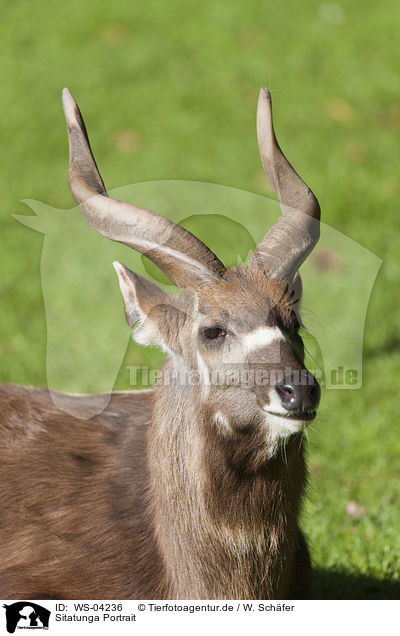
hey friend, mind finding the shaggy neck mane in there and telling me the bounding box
[147,369,307,600]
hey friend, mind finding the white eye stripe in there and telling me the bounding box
[242,327,283,352]
[196,351,211,399]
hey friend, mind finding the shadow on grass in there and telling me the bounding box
[314,569,400,599]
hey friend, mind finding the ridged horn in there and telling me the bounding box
[62,88,226,288]
[247,88,320,279]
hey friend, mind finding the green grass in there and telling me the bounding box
[1,0,399,598]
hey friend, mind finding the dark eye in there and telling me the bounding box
[202,327,227,341]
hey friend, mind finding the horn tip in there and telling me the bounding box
[259,87,271,101]
[62,87,79,127]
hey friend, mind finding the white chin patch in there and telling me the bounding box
[263,410,305,437]
[262,390,305,442]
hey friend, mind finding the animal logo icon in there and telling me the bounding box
[3,602,50,633]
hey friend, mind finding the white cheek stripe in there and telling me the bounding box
[196,352,210,399]
[242,326,283,353]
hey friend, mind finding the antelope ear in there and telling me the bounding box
[290,271,303,318]
[113,262,169,328]
[293,271,303,302]
[113,262,186,351]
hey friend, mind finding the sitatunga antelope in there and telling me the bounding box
[0,87,321,599]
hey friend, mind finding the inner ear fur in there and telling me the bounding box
[113,261,187,350]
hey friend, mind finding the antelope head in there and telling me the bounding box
[62,87,321,461]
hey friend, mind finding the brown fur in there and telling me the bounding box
[148,357,310,599]
[0,385,163,599]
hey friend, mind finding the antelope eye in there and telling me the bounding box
[202,327,227,340]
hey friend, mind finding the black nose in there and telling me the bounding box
[275,371,320,413]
